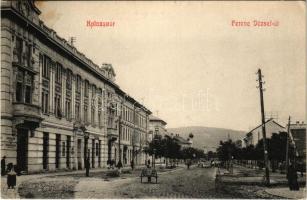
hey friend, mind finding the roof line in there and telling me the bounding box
[246,118,275,134]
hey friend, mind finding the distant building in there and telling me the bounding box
[148,115,167,165]
[174,134,192,148]
[243,119,286,147]
[288,121,306,163]
[148,115,167,142]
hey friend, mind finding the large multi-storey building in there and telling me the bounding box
[1,0,151,173]
[105,84,151,167]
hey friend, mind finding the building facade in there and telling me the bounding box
[148,115,167,142]
[105,86,151,167]
[288,121,306,163]
[1,0,150,173]
[243,119,286,147]
[173,134,192,148]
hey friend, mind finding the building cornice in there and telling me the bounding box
[1,7,117,88]
[1,5,152,115]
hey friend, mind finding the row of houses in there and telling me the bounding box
[0,0,174,173]
[239,118,306,163]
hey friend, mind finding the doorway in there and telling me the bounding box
[17,128,28,172]
[92,139,95,168]
[66,136,71,168]
[55,134,60,169]
[77,139,82,169]
[43,132,49,170]
[84,138,88,167]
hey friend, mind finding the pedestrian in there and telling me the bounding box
[186,159,191,169]
[7,165,16,189]
[1,156,6,176]
[130,160,134,170]
[111,159,115,169]
[85,151,90,177]
[147,159,151,168]
[287,163,299,191]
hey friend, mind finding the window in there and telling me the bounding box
[41,55,50,114]
[16,70,23,102]
[15,69,33,103]
[55,63,62,84]
[91,107,95,125]
[24,42,32,68]
[98,88,102,128]
[54,63,62,118]
[65,100,71,120]
[42,90,49,114]
[66,69,72,120]
[24,73,32,103]
[84,80,89,97]
[54,94,61,118]
[75,75,81,121]
[84,105,88,124]
[15,37,23,64]
[76,75,81,93]
[96,143,99,156]
[42,56,51,79]
[66,70,72,90]
[75,102,80,121]
[62,142,66,157]
[91,85,96,126]
[98,112,101,128]
[84,80,89,124]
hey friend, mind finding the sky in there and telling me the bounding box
[35,1,306,131]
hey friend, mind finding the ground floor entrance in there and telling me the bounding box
[77,139,82,170]
[17,128,28,172]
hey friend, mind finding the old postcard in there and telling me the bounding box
[1,0,306,199]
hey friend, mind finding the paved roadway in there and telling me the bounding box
[74,166,233,198]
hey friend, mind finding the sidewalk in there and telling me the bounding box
[264,187,306,199]
[1,165,142,199]
[216,164,306,199]
[222,164,306,185]
[1,164,180,199]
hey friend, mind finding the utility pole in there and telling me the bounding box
[257,68,270,186]
[285,116,291,173]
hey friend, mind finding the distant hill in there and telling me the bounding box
[167,126,246,151]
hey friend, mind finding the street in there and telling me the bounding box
[13,166,234,199]
[4,164,305,199]
[74,166,227,199]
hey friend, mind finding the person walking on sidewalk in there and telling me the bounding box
[130,160,134,170]
[1,156,6,176]
[85,150,90,177]
[287,163,299,191]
